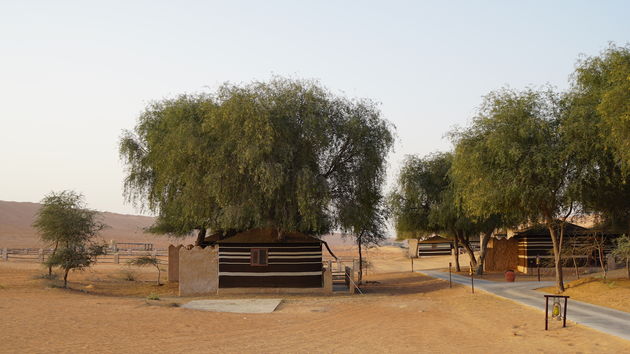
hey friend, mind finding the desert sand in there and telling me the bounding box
[538,271,630,314]
[1,246,629,353]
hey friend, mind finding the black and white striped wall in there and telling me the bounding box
[218,243,323,288]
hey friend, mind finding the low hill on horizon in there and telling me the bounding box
[0,200,357,250]
[0,200,195,248]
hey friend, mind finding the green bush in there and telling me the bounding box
[121,269,136,281]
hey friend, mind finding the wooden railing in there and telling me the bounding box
[0,247,168,265]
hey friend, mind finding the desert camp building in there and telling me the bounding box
[484,222,619,274]
[169,228,338,296]
[408,235,453,258]
[215,229,324,288]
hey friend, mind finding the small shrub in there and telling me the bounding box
[147,293,160,300]
[128,256,162,285]
[606,280,617,289]
[121,269,136,281]
[33,273,58,280]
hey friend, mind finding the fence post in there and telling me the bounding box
[2,248,7,261]
[114,253,120,264]
[39,248,44,263]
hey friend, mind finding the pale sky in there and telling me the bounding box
[1,0,628,216]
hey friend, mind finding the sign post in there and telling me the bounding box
[470,262,475,294]
[544,295,569,330]
[536,256,540,281]
[448,262,452,288]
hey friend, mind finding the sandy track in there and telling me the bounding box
[0,248,629,353]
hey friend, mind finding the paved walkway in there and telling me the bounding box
[419,270,630,342]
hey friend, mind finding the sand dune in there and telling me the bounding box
[0,200,195,248]
[0,200,354,250]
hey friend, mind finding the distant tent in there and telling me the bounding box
[413,235,453,257]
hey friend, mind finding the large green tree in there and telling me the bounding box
[120,78,394,244]
[388,152,502,273]
[566,44,630,233]
[450,88,577,291]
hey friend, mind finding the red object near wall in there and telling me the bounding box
[505,270,516,282]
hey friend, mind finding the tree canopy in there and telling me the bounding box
[33,191,105,246]
[571,44,630,172]
[388,153,452,239]
[120,78,394,243]
[566,44,630,232]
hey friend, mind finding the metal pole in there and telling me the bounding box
[545,296,549,330]
[448,262,452,288]
[536,256,541,282]
[411,257,414,272]
[563,297,568,328]
[470,262,474,294]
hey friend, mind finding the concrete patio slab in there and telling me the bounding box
[181,299,282,314]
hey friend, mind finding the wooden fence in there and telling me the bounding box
[0,247,168,265]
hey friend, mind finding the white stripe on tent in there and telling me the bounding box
[219,246,321,249]
[218,262,323,265]
[220,252,322,256]
[219,271,322,276]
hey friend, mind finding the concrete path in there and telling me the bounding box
[182,299,282,313]
[419,270,630,342]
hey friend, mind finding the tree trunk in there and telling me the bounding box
[63,268,69,288]
[572,256,580,279]
[156,265,161,285]
[453,235,461,272]
[546,218,565,292]
[626,259,629,280]
[593,234,607,280]
[476,231,492,275]
[357,236,363,285]
[195,228,207,246]
[599,247,607,280]
[48,241,59,276]
[459,234,477,268]
[277,228,284,242]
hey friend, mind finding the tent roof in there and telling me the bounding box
[419,235,453,244]
[217,228,322,244]
[513,222,588,238]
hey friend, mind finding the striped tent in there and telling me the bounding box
[216,228,324,288]
[513,222,617,274]
[417,235,453,257]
